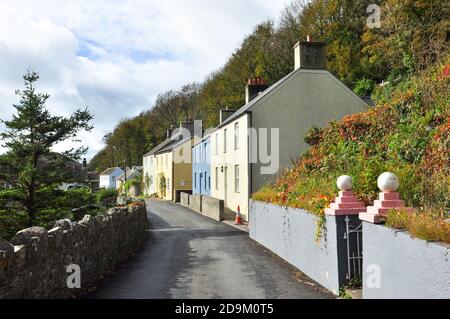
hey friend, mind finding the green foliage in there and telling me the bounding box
[304,126,322,146]
[95,188,118,207]
[123,176,142,194]
[0,70,93,230]
[54,187,95,209]
[158,173,166,195]
[353,79,375,97]
[253,60,450,232]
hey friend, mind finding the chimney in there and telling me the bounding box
[179,119,194,136]
[294,36,326,70]
[166,125,174,138]
[220,108,235,124]
[245,77,268,104]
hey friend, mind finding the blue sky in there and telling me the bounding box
[0,0,289,160]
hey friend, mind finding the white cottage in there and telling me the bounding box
[99,167,124,189]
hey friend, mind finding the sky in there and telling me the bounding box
[0,0,289,161]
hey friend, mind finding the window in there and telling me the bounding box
[234,165,240,192]
[208,176,211,190]
[234,122,239,149]
[203,142,207,161]
[194,173,197,188]
[223,128,227,153]
[215,134,218,155]
[215,167,219,190]
[204,172,207,190]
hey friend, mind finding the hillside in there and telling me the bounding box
[253,59,449,220]
[89,0,449,173]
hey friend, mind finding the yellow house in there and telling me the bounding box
[151,120,199,201]
[154,150,173,200]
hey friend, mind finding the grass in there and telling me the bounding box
[386,209,450,244]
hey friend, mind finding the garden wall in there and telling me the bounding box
[362,222,450,299]
[189,194,202,213]
[180,192,190,207]
[200,196,224,221]
[249,200,361,295]
[181,192,224,222]
[0,202,148,298]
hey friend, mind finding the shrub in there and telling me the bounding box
[54,187,95,209]
[386,209,450,244]
[253,60,449,238]
[96,188,118,207]
[353,78,375,97]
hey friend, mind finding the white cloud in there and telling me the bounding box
[0,0,288,161]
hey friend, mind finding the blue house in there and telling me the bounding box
[192,131,212,196]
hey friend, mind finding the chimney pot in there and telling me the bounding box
[245,78,269,104]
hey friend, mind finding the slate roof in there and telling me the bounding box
[117,168,142,181]
[143,137,174,157]
[100,167,121,176]
[217,68,369,129]
[192,127,216,147]
[154,136,191,155]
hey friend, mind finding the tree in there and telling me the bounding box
[0,70,94,227]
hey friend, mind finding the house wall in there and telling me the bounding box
[155,152,173,200]
[192,136,211,196]
[250,70,368,193]
[173,139,193,201]
[211,114,250,220]
[143,155,155,195]
[99,168,123,189]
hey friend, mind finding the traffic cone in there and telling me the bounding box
[235,205,243,225]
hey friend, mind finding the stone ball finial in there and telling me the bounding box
[337,175,353,191]
[377,172,399,192]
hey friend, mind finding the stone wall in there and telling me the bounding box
[362,222,450,299]
[0,202,148,299]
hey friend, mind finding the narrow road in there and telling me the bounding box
[88,199,333,299]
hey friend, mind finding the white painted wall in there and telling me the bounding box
[211,114,250,220]
[99,168,123,189]
[143,154,155,195]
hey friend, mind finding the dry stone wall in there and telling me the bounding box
[0,201,148,298]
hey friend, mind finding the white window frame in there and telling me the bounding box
[234,122,239,150]
[223,128,227,153]
[234,165,240,193]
